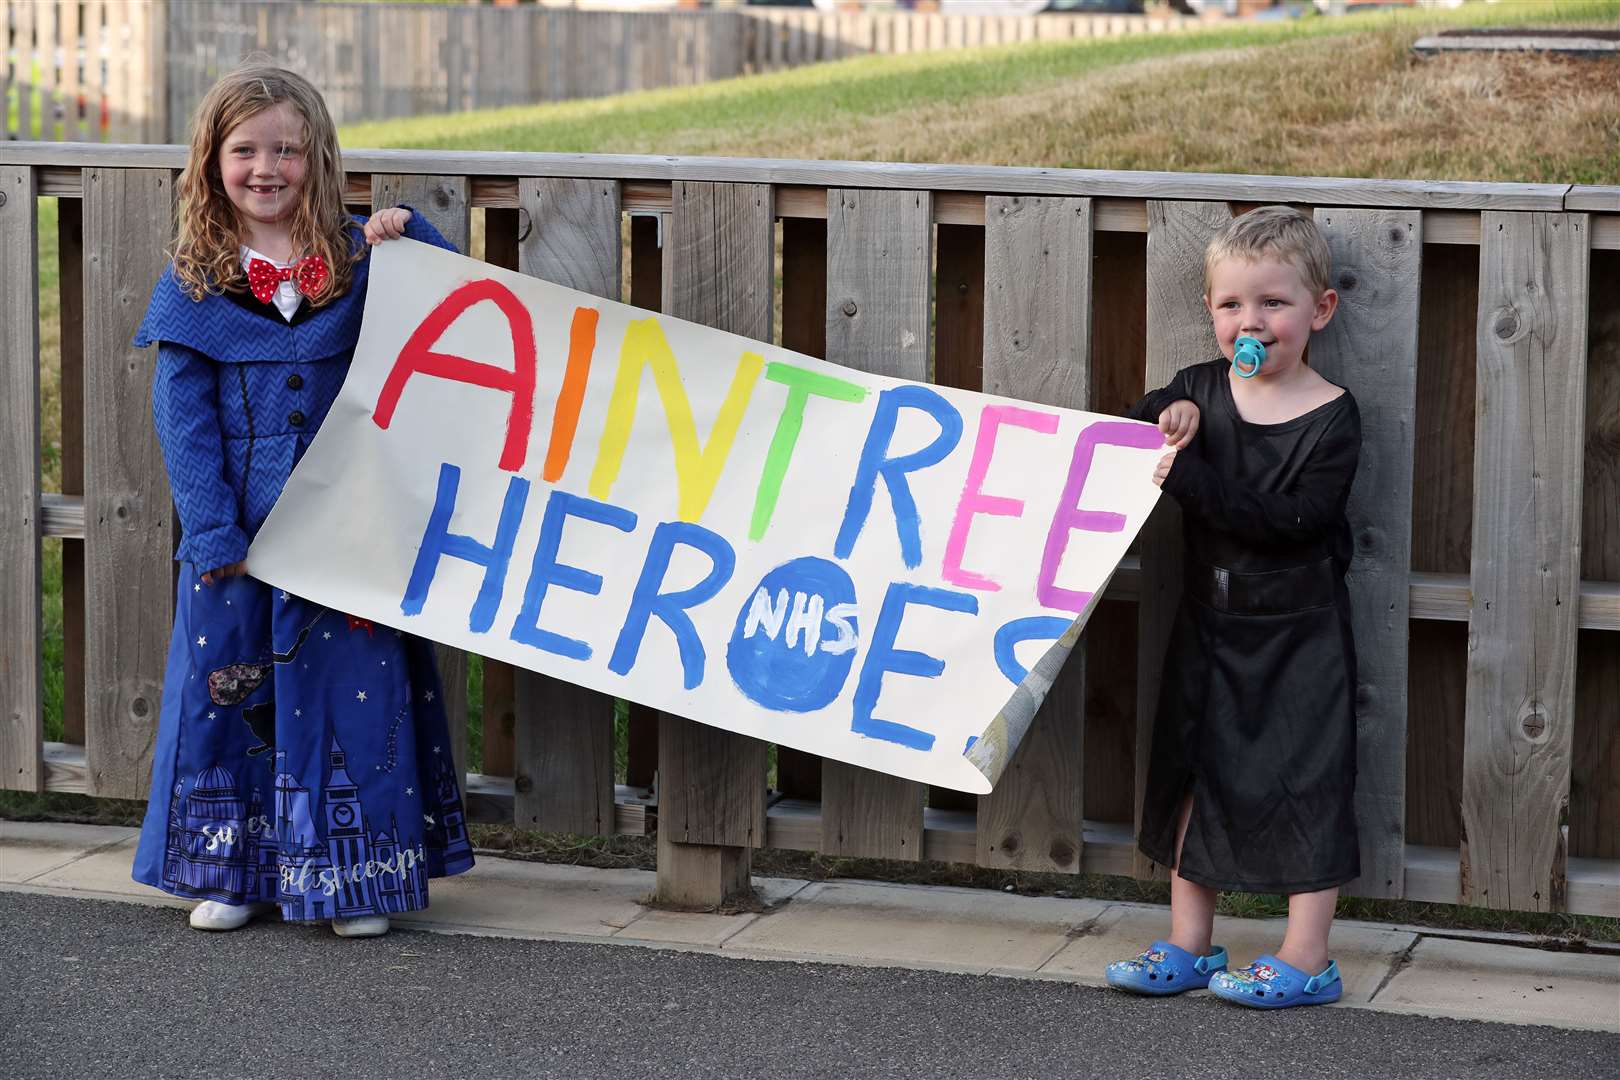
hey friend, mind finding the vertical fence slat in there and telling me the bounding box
[15,0,35,139]
[371,174,472,783]
[1311,207,1422,898]
[973,195,1092,874]
[654,180,774,903]
[1461,211,1589,912]
[1,166,43,792]
[819,187,931,861]
[84,166,173,799]
[510,177,622,835]
[58,0,81,141]
[0,1,11,140]
[38,0,58,141]
[85,0,106,142]
[1134,199,1228,878]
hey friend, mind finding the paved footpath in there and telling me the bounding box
[3,821,1617,1078]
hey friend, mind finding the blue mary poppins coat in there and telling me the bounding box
[130,214,475,920]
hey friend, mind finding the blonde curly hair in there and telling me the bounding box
[172,64,358,304]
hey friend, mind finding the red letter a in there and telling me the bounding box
[372,278,538,473]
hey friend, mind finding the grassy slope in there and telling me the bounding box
[343,0,1619,184]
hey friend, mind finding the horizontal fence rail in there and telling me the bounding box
[1,142,1616,917]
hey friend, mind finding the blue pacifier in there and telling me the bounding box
[1232,336,1266,379]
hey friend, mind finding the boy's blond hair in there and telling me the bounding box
[1203,205,1332,297]
[173,64,357,304]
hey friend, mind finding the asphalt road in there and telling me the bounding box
[2,891,1615,1080]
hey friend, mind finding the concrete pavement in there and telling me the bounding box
[3,819,1616,1035]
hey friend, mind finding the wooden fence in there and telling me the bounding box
[1,142,1616,917]
[0,0,166,142]
[3,1,1197,144]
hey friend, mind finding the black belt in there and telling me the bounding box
[1187,558,1337,616]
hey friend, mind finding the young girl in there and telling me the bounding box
[130,65,474,937]
[1106,206,1361,1008]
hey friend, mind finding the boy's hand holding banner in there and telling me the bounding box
[249,239,1164,793]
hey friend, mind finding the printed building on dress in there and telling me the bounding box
[275,738,431,920]
[161,764,279,903]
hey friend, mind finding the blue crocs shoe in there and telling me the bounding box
[1209,955,1342,1009]
[1106,940,1228,996]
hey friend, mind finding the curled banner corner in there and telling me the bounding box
[967,609,1089,794]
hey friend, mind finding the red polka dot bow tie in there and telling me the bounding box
[246,254,329,305]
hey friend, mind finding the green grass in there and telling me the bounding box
[341,0,1620,162]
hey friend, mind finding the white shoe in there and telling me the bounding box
[332,914,391,938]
[189,900,277,931]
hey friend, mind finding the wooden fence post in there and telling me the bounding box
[0,166,43,792]
[1460,212,1589,911]
[512,177,622,837]
[818,187,932,862]
[84,166,176,799]
[654,180,774,906]
[371,174,472,784]
[1311,207,1422,898]
[1133,199,1229,879]
[973,195,1093,874]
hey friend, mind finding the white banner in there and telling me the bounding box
[249,239,1164,793]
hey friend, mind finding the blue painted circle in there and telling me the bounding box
[725,557,858,713]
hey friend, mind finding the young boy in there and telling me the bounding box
[1106,205,1362,1009]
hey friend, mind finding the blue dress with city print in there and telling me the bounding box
[129,213,475,919]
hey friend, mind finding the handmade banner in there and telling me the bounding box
[249,239,1164,793]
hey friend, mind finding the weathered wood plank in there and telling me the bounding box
[1461,211,1589,911]
[512,674,614,836]
[510,176,622,835]
[1311,207,1423,898]
[84,166,174,799]
[372,174,473,782]
[0,145,1574,212]
[654,180,774,902]
[0,165,43,791]
[658,716,767,849]
[974,195,1092,873]
[371,173,471,254]
[1134,199,1229,878]
[820,187,931,861]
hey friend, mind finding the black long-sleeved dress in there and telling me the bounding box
[1129,358,1362,894]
